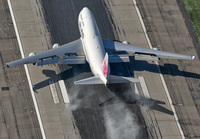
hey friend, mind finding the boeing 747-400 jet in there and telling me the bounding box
[7,7,195,86]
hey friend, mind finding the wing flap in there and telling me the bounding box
[62,55,86,64]
[7,39,83,67]
[109,54,130,63]
[102,39,194,60]
[37,55,86,66]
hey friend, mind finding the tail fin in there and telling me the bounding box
[102,53,109,79]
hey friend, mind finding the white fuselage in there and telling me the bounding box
[78,7,109,84]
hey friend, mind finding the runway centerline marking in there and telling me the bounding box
[133,0,185,138]
[138,77,150,98]
[59,80,70,103]
[7,0,46,138]
[49,81,60,104]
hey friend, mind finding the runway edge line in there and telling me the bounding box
[132,0,185,138]
[6,0,46,138]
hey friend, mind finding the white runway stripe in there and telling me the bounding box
[59,80,70,103]
[7,0,46,138]
[133,0,185,138]
[138,76,150,98]
[49,81,60,104]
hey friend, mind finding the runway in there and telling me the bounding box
[40,0,184,138]
[0,0,41,138]
[1,0,200,138]
[41,0,148,138]
[136,0,200,137]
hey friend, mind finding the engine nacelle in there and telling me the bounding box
[29,52,36,57]
[122,41,130,45]
[52,43,60,49]
[153,47,160,51]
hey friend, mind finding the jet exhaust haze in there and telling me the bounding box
[103,100,140,139]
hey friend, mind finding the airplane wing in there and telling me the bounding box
[7,39,85,67]
[102,39,195,60]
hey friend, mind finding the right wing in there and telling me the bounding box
[7,39,85,67]
[102,39,195,60]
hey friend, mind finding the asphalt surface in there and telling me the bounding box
[137,0,200,138]
[41,0,148,138]
[1,0,200,138]
[0,0,42,138]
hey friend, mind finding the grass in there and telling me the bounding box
[183,0,200,41]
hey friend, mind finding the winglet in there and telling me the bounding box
[102,53,109,79]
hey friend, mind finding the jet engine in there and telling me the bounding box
[153,47,160,51]
[29,52,36,57]
[122,41,130,45]
[52,43,60,49]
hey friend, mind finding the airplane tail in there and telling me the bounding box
[102,53,109,79]
[74,53,139,85]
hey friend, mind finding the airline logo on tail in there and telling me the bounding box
[102,53,108,78]
[102,58,107,77]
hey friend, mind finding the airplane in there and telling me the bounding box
[7,7,195,86]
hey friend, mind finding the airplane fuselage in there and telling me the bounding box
[78,7,110,84]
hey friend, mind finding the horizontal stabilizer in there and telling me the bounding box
[109,75,139,83]
[74,76,104,85]
[74,75,139,85]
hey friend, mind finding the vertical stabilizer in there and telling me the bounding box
[102,53,109,79]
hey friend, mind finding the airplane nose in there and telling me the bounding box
[82,7,91,13]
[82,7,89,11]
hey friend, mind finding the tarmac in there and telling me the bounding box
[0,0,200,139]
[0,0,41,138]
[136,0,200,137]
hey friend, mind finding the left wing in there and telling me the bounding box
[102,39,195,60]
[7,39,85,67]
